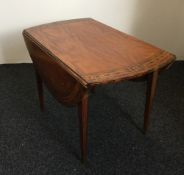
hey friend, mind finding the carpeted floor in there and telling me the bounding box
[0,61,183,175]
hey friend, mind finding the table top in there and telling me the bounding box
[23,18,175,86]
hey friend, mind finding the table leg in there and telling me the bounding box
[78,92,88,163]
[144,70,159,134]
[35,70,44,111]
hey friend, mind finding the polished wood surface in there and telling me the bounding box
[23,18,176,162]
[23,18,175,87]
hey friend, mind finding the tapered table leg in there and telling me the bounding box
[144,70,159,134]
[78,92,88,163]
[35,70,44,111]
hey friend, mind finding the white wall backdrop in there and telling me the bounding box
[0,0,183,64]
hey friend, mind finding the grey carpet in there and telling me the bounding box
[0,61,183,175]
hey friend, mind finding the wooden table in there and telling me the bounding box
[23,18,175,162]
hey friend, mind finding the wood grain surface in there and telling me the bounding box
[23,18,176,87]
